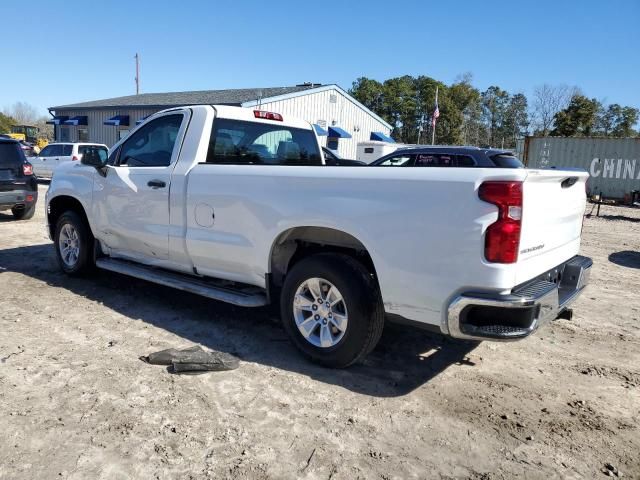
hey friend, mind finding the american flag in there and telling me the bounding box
[431,90,440,128]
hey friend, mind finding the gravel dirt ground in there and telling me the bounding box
[1,184,639,479]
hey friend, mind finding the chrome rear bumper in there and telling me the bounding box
[446,255,592,341]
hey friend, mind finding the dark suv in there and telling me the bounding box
[0,138,38,220]
[370,146,524,168]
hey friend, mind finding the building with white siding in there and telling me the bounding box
[48,84,393,159]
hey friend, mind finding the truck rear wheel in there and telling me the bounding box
[54,210,94,276]
[280,253,384,368]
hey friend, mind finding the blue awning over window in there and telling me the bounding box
[327,126,352,139]
[46,115,69,125]
[136,116,150,125]
[104,115,130,127]
[313,124,328,136]
[370,131,395,143]
[63,116,88,126]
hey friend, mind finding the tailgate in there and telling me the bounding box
[517,169,588,277]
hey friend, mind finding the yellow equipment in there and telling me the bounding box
[5,125,48,150]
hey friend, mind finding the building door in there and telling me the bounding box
[59,127,71,142]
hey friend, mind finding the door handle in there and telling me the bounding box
[147,179,166,189]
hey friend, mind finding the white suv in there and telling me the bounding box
[31,143,108,179]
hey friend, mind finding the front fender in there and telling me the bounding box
[46,163,96,233]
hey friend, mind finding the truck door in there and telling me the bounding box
[93,112,188,262]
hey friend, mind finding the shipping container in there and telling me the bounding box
[523,137,640,201]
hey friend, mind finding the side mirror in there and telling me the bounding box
[81,148,107,168]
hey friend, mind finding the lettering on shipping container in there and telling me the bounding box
[538,142,551,168]
[590,158,640,180]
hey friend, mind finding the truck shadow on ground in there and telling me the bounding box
[587,214,640,223]
[609,250,640,269]
[0,243,478,397]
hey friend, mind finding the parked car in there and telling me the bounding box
[322,147,366,166]
[370,146,525,168]
[356,140,400,163]
[30,142,108,179]
[0,137,38,220]
[46,106,591,368]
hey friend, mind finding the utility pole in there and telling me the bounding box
[134,53,140,95]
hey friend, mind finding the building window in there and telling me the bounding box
[59,126,70,142]
[78,128,89,142]
[329,94,337,104]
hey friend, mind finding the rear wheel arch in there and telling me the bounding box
[269,226,380,288]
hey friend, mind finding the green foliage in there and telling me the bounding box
[598,104,639,137]
[351,75,529,148]
[351,75,638,145]
[551,95,601,136]
[0,112,17,134]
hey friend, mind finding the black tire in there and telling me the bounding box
[11,203,36,220]
[280,253,384,368]
[54,210,94,275]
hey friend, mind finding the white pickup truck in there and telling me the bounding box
[46,105,592,367]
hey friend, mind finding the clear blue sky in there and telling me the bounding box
[2,0,638,115]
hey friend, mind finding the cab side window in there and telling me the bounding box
[455,155,476,167]
[119,114,183,167]
[38,145,53,157]
[41,145,63,157]
[107,147,120,166]
[415,153,453,167]
[376,154,414,166]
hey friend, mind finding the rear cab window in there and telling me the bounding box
[206,119,321,166]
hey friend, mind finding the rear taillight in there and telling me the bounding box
[22,163,33,176]
[479,181,523,263]
[253,110,283,121]
[72,155,79,161]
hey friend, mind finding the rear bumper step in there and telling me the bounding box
[446,255,592,341]
[96,258,268,307]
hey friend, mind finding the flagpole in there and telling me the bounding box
[431,86,438,145]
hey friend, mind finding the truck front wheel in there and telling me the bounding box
[280,253,384,368]
[54,211,94,276]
